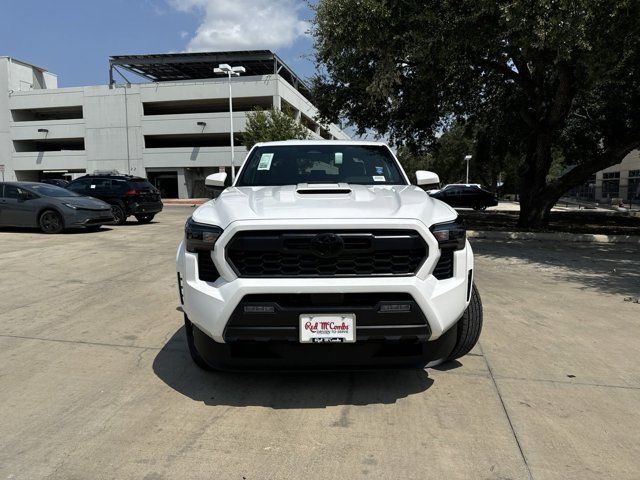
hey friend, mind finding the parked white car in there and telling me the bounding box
[176,140,482,370]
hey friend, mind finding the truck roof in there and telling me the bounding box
[253,139,388,147]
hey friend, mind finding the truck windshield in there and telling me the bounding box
[236,145,407,186]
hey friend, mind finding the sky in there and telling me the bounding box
[0,0,317,87]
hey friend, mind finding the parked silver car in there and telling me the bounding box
[0,182,115,234]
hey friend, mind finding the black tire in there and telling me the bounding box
[135,214,155,224]
[39,210,64,234]
[447,284,483,360]
[111,204,127,225]
[184,315,215,371]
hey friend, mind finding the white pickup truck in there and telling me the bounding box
[176,140,482,370]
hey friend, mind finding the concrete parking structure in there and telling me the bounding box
[0,207,639,479]
[0,52,349,198]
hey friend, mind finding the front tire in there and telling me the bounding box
[135,214,155,224]
[184,315,215,371]
[39,210,64,234]
[111,204,127,225]
[447,284,483,360]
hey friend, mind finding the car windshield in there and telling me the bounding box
[27,183,80,197]
[236,145,407,186]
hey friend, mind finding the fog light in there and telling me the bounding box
[379,303,411,312]
[244,305,275,313]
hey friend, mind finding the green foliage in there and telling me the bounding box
[396,149,433,185]
[399,125,473,185]
[399,122,517,192]
[312,0,640,227]
[242,107,309,149]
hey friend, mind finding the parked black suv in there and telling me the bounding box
[66,174,163,224]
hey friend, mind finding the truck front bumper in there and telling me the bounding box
[176,241,473,344]
[186,314,460,370]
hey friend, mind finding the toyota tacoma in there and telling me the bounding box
[176,140,482,370]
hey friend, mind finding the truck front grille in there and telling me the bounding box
[226,230,427,277]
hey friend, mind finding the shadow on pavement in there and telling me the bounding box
[472,239,640,297]
[431,360,463,371]
[120,220,159,226]
[153,327,434,408]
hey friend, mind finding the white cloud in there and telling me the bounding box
[168,0,309,52]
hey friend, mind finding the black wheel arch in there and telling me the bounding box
[109,199,127,209]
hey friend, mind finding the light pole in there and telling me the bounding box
[464,154,472,184]
[214,64,246,182]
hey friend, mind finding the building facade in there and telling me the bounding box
[567,151,640,205]
[596,150,640,204]
[0,51,349,198]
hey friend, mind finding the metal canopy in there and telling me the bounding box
[109,50,312,100]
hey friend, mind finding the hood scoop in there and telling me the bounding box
[296,183,352,195]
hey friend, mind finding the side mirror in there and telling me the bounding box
[205,172,228,189]
[415,170,440,186]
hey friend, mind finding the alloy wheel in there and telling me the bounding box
[40,212,62,234]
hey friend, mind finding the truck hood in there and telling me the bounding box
[192,184,457,228]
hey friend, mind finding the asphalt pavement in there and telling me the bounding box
[1,206,639,479]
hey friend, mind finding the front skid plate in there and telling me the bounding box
[190,319,458,371]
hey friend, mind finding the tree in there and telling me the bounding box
[242,107,309,149]
[398,124,474,186]
[399,122,515,191]
[312,0,640,228]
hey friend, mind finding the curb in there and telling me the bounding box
[162,199,207,206]
[468,230,640,244]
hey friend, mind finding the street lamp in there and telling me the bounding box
[214,63,246,182]
[464,155,472,184]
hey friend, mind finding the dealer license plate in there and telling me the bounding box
[299,314,356,343]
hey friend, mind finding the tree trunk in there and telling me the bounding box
[517,131,556,229]
[518,188,561,229]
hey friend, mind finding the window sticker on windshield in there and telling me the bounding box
[373,175,386,182]
[90,184,96,189]
[335,152,343,165]
[257,153,274,170]
[375,166,384,175]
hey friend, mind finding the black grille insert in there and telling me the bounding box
[197,251,220,282]
[433,249,454,280]
[177,273,184,304]
[226,230,427,277]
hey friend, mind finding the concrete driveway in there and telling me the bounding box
[0,207,638,479]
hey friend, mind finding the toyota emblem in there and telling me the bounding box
[310,233,344,258]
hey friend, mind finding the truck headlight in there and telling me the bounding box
[431,219,466,250]
[185,217,223,253]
